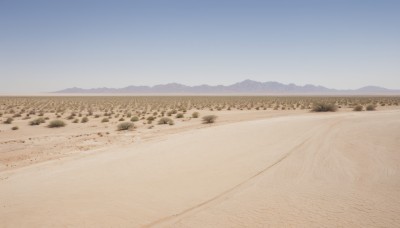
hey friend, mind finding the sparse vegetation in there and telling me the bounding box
[29,118,45,125]
[202,115,217,124]
[48,120,66,128]
[311,103,337,112]
[11,126,19,130]
[117,122,134,131]
[131,116,139,122]
[192,112,199,118]
[4,117,13,124]
[176,113,184,118]
[158,117,174,125]
[81,117,89,123]
[366,104,376,111]
[353,105,363,111]
[101,118,109,122]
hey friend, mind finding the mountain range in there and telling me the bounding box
[55,80,400,95]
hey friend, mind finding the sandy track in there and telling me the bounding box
[1,110,400,227]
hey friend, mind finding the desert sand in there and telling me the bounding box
[1,109,400,227]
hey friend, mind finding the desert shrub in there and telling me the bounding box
[29,117,45,125]
[72,119,79,123]
[130,116,139,122]
[81,117,89,123]
[353,105,363,111]
[146,116,155,121]
[11,126,19,130]
[366,104,376,111]
[192,112,199,118]
[101,118,109,122]
[158,117,174,125]
[119,118,125,121]
[48,120,66,128]
[202,115,217,124]
[94,114,100,118]
[176,113,184,118]
[4,117,13,124]
[117,122,134,131]
[311,103,337,112]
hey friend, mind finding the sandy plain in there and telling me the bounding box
[0,104,400,227]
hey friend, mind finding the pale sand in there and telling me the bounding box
[1,110,400,227]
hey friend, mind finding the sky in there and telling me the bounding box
[0,0,399,93]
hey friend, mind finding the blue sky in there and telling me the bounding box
[0,0,399,92]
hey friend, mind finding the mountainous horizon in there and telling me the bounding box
[55,80,400,95]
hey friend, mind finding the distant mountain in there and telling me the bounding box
[55,80,400,95]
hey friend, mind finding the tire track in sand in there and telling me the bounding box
[144,137,311,227]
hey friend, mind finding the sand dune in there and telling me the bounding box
[1,110,400,227]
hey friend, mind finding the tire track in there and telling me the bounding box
[144,137,311,227]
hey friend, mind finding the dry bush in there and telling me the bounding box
[117,122,134,131]
[158,117,174,125]
[48,120,66,128]
[202,115,217,124]
[130,116,139,122]
[29,117,45,125]
[192,112,199,118]
[11,126,19,130]
[101,118,109,122]
[4,117,13,124]
[81,117,89,123]
[311,103,337,112]
[176,113,184,118]
[366,104,376,111]
[353,105,363,111]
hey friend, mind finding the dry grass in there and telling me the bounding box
[353,105,363,111]
[0,96,398,131]
[117,122,134,131]
[366,104,376,111]
[311,103,338,112]
[202,115,217,124]
[158,117,174,125]
[48,120,66,128]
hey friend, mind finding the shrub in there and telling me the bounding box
[72,119,79,123]
[119,118,125,121]
[146,116,155,121]
[366,104,376,111]
[202,115,217,124]
[4,117,13,124]
[81,117,89,123]
[130,116,139,122]
[353,105,363,111]
[311,103,337,112]
[176,113,184,118]
[158,117,174,125]
[11,126,19,130]
[101,118,109,122]
[29,117,45,125]
[192,112,199,118]
[117,122,134,131]
[48,120,66,128]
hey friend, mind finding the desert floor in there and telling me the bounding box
[1,109,400,227]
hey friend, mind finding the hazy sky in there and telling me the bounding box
[1,0,399,92]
